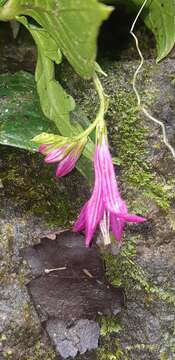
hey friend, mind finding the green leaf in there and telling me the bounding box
[0,0,112,78]
[102,0,175,61]
[34,44,94,181]
[0,0,8,6]
[19,20,63,66]
[17,17,94,176]
[0,71,58,151]
[132,0,175,62]
[0,1,110,182]
[112,157,122,166]
[0,70,93,182]
[18,17,76,128]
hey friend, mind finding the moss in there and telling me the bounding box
[3,319,56,360]
[97,339,158,360]
[107,90,174,212]
[0,223,14,271]
[0,146,86,228]
[1,58,174,359]
[66,63,175,358]
[159,326,175,360]
[169,73,175,86]
[99,316,121,337]
[97,241,174,360]
[96,317,126,360]
[25,341,56,360]
[97,341,126,360]
[97,345,126,360]
[103,236,175,305]
[71,61,174,213]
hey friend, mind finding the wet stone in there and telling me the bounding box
[23,231,124,359]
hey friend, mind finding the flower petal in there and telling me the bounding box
[39,144,47,154]
[99,138,123,213]
[110,213,125,242]
[85,147,104,247]
[56,150,80,177]
[73,202,88,232]
[45,147,65,163]
[117,213,146,223]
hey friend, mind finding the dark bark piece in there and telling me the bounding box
[23,231,104,278]
[23,231,124,358]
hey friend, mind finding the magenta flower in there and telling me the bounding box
[55,148,81,177]
[39,142,82,177]
[74,136,146,247]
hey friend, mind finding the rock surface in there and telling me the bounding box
[46,319,99,359]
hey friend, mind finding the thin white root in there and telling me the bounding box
[130,0,175,159]
[142,107,175,157]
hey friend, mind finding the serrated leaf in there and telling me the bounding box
[0,0,112,78]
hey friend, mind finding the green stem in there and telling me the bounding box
[76,73,108,142]
[94,73,109,143]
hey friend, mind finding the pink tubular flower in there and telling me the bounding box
[39,142,82,177]
[74,136,146,247]
[56,148,81,177]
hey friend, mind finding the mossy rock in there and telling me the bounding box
[0,54,175,359]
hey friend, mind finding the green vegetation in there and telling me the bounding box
[0,146,84,227]
[104,235,175,304]
[108,90,174,211]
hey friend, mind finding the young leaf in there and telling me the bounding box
[0,0,112,78]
